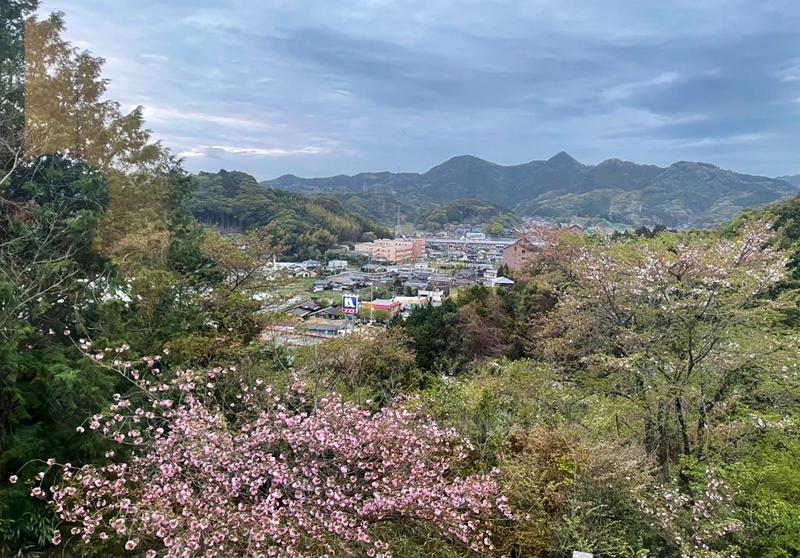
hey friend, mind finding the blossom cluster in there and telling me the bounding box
[29,350,510,557]
[639,470,743,558]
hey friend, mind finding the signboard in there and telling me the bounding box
[342,294,359,314]
[572,552,593,558]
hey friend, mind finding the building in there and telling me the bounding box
[411,238,426,260]
[327,259,348,271]
[418,289,445,303]
[361,263,388,273]
[502,238,544,273]
[353,242,374,256]
[393,296,431,310]
[302,319,346,337]
[370,238,426,263]
[286,300,325,319]
[492,276,515,287]
[361,298,401,315]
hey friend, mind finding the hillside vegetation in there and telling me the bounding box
[417,198,521,231]
[264,152,797,227]
[187,170,391,259]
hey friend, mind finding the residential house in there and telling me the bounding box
[302,319,346,337]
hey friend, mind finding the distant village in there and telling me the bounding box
[261,221,587,345]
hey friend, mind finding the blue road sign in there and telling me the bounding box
[342,294,359,314]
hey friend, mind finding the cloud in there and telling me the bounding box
[140,53,169,62]
[144,106,261,128]
[602,72,681,101]
[178,145,333,159]
[42,0,800,177]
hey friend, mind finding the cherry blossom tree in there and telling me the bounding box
[542,220,789,469]
[23,344,511,557]
[640,469,743,557]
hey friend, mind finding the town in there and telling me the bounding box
[261,222,584,344]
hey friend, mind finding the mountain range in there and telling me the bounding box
[261,152,798,228]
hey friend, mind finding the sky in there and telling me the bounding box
[39,0,800,179]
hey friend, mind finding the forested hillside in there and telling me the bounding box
[416,198,520,231]
[187,169,391,259]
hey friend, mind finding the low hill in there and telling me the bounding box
[187,170,391,260]
[417,198,520,231]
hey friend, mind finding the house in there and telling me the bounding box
[403,279,429,291]
[492,276,515,287]
[361,263,387,273]
[302,319,346,337]
[502,238,544,273]
[327,259,348,271]
[312,279,331,292]
[301,259,321,270]
[311,306,343,320]
[429,274,453,288]
[418,289,445,303]
[287,300,324,319]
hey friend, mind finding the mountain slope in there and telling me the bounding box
[417,198,521,231]
[187,170,391,259]
[260,154,797,227]
[777,174,800,187]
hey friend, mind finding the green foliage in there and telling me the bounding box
[295,328,428,404]
[187,169,391,259]
[417,198,520,231]
[402,300,463,371]
[725,435,800,557]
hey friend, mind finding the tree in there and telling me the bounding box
[542,222,789,470]
[403,300,463,371]
[0,1,36,187]
[34,353,510,557]
[296,328,422,403]
[0,8,220,550]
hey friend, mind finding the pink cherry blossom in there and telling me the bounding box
[45,356,512,557]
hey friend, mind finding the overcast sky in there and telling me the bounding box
[39,0,800,179]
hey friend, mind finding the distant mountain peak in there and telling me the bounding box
[548,151,580,164]
[598,158,629,166]
[438,154,494,166]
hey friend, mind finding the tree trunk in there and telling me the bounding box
[675,396,691,456]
